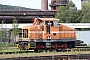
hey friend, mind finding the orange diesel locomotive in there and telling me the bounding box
[17,18,79,51]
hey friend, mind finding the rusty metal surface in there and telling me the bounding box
[50,0,67,10]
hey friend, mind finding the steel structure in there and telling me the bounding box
[50,0,67,10]
[0,10,56,16]
[0,10,57,23]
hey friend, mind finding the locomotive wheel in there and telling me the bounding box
[34,49,38,53]
[41,49,45,52]
[45,49,48,52]
[56,49,59,52]
[49,49,53,52]
[34,49,43,52]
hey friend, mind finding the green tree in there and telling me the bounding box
[81,2,90,23]
[12,18,19,43]
[56,6,66,23]
[0,20,7,43]
[56,1,82,23]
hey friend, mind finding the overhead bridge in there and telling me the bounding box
[0,10,56,16]
[0,23,90,28]
[0,10,57,23]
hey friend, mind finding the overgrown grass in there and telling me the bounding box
[0,49,20,52]
[0,43,16,47]
[0,43,17,50]
[0,49,34,52]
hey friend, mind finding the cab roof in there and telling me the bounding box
[38,18,59,21]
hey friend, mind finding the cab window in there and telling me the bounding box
[53,21,58,27]
[23,29,28,38]
[45,21,54,26]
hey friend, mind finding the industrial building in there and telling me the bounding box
[41,0,67,10]
[49,0,67,10]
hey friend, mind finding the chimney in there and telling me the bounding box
[41,0,48,10]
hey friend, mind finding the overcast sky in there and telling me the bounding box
[0,0,81,10]
[72,0,81,10]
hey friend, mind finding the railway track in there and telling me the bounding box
[0,47,90,60]
[0,47,90,55]
[73,46,90,51]
[1,54,90,60]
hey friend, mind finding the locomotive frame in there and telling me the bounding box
[17,18,82,51]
